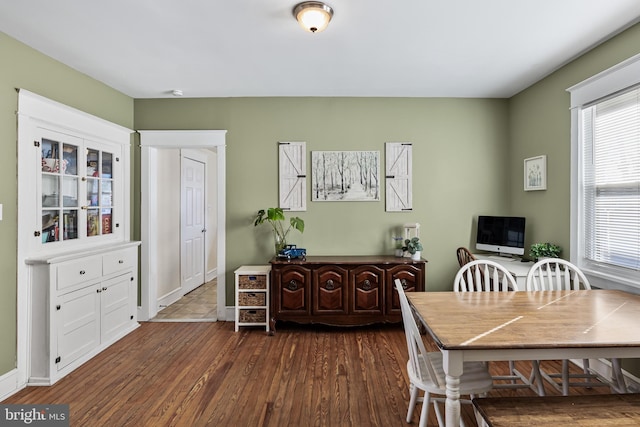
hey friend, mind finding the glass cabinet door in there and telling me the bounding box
[41,137,80,243]
[39,130,119,247]
[85,147,114,237]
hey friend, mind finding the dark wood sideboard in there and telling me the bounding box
[269,255,426,332]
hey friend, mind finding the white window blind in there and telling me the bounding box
[581,87,640,271]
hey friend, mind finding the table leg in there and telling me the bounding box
[442,350,463,427]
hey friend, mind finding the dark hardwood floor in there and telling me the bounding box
[3,321,614,426]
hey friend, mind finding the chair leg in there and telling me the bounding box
[562,359,570,396]
[508,360,517,384]
[407,383,419,423]
[611,358,627,393]
[530,360,545,396]
[419,391,431,427]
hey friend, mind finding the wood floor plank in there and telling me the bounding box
[3,321,617,427]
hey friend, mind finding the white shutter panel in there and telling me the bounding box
[279,141,307,211]
[385,142,412,212]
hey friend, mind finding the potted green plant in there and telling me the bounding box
[254,207,304,256]
[402,237,423,261]
[529,242,561,262]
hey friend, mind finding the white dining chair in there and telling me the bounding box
[395,279,493,427]
[454,260,545,395]
[454,259,518,292]
[525,258,627,395]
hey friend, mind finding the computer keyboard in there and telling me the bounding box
[488,255,517,262]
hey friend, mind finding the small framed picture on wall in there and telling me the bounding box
[524,155,547,191]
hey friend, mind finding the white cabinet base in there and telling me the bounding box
[26,242,140,385]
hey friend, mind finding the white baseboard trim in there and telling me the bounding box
[0,368,23,401]
[206,268,217,283]
[157,287,183,312]
[225,306,234,322]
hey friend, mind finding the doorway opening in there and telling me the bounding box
[139,130,226,322]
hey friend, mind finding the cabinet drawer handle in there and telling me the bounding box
[79,270,86,275]
[288,280,298,291]
[362,279,371,291]
[102,287,107,291]
[325,279,335,290]
[118,260,124,264]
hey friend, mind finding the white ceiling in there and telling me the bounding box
[2,0,640,99]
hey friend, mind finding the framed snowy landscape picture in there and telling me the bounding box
[311,150,380,201]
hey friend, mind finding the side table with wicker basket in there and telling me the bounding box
[234,265,271,332]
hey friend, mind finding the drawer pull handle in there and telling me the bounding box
[288,280,298,291]
[325,279,335,290]
[79,270,86,275]
[362,280,371,291]
[102,287,107,291]
[118,260,124,264]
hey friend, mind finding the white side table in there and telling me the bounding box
[234,265,271,332]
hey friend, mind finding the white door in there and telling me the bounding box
[181,156,206,294]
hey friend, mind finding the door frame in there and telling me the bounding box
[139,130,226,321]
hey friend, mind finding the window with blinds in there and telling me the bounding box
[581,87,640,271]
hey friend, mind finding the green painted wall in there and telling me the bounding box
[509,23,640,256]
[0,32,133,376]
[509,22,640,377]
[135,97,510,304]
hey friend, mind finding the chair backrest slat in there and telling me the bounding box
[454,260,519,292]
[456,247,477,267]
[525,258,591,291]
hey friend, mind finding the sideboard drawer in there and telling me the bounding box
[103,247,137,276]
[57,257,102,291]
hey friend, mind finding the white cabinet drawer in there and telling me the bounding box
[103,248,136,276]
[57,257,102,291]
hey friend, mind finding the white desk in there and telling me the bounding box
[473,254,533,290]
[407,290,640,427]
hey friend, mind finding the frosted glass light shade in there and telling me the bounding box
[293,2,333,33]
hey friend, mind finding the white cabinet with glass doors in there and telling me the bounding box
[37,128,123,249]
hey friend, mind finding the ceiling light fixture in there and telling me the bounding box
[293,2,333,33]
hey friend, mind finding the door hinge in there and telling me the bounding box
[34,140,40,147]
[55,356,61,364]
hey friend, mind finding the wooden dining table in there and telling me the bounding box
[406,289,640,427]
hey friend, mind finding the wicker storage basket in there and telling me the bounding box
[238,292,266,306]
[239,309,267,323]
[238,275,267,289]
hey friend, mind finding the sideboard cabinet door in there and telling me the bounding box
[273,264,311,316]
[350,265,384,315]
[313,265,348,315]
[386,264,424,315]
